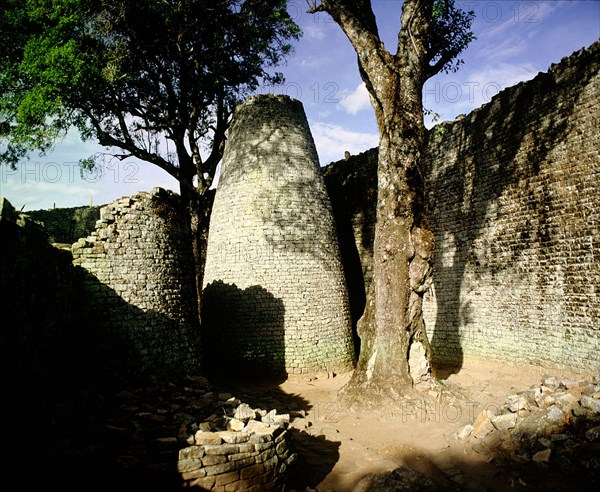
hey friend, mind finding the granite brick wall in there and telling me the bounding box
[324,41,599,374]
[71,187,201,374]
[202,94,355,375]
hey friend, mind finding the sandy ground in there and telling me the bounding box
[218,356,591,491]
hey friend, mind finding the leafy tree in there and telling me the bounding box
[308,0,475,404]
[0,0,300,293]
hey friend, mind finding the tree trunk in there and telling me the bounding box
[341,70,435,404]
[179,176,205,325]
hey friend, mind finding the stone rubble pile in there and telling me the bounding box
[458,374,600,480]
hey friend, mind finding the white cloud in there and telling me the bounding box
[338,82,371,114]
[303,23,327,41]
[310,122,378,164]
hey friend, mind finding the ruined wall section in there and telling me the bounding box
[324,41,600,374]
[28,205,101,245]
[202,95,355,375]
[72,187,201,373]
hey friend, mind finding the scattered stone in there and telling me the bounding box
[507,394,531,413]
[581,395,600,414]
[492,412,517,430]
[226,419,246,432]
[554,392,578,412]
[546,405,564,422]
[457,424,473,440]
[532,448,552,462]
[472,410,495,438]
[234,403,256,422]
[245,420,270,434]
[198,422,212,432]
[586,426,600,441]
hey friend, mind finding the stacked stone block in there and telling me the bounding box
[71,187,200,373]
[324,41,600,374]
[178,425,293,490]
[202,94,355,375]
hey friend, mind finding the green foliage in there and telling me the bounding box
[427,0,476,74]
[0,0,301,183]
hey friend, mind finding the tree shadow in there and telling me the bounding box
[425,44,599,375]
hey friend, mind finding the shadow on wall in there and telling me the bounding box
[426,46,599,375]
[202,280,286,380]
[76,266,202,378]
[1,220,181,489]
[322,149,378,352]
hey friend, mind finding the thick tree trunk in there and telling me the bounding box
[341,75,435,404]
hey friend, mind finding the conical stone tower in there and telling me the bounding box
[202,95,355,375]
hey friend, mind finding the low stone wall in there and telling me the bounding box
[72,187,201,374]
[178,401,295,490]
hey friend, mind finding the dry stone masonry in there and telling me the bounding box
[71,187,201,373]
[324,41,600,375]
[202,94,355,375]
[178,399,296,491]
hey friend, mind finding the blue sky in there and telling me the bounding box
[1,0,598,211]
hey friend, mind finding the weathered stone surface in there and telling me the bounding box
[581,396,600,414]
[546,405,564,422]
[472,410,495,438]
[217,431,250,444]
[177,458,202,473]
[195,431,223,446]
[457,424,473,440]
[179,446,206,460]
[226,419,246,432]
[233,403,254,421]
[71,188,201,374]
[201,455,228,466]
[202,94,355,376]
[532,448,552,462]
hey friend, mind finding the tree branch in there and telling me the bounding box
[88,114,178,180]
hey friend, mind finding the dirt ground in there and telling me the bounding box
[217,356,595,491]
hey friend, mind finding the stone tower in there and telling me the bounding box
[202,95,355,375]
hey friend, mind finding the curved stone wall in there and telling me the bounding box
[72,187,201,373]
[202,94,355,375]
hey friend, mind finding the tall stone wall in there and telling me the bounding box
[202,94,355,376]
[324,41,600,375]
[28,205,102,245]
[72,187,201,374]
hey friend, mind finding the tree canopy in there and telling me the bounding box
[0,0,300,193]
